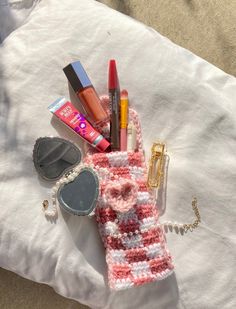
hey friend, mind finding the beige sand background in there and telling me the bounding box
[1,1,235,309]
[101,0,236,76]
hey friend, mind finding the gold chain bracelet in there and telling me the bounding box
[163,197,201,234]
[182,197,201,232]
[162,197,201,234]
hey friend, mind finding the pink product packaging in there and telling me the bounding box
[48,97,110,152]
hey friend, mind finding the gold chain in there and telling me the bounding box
[163,197,201,233]
[182,197,201,233]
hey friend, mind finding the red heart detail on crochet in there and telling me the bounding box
[104,179,138,213]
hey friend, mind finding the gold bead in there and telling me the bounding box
[42,200,49,209]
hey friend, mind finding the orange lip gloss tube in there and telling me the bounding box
[63,61,108,125]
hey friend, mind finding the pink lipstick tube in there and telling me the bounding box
[48,98,110,152]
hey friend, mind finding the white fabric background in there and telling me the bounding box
[0,0,236,308]
[0,0,39,42]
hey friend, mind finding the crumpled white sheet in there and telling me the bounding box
[0,0,39,42]
[0,0,236,308]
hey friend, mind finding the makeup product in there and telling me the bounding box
[48,97,110,152]
[147,143,165,188]
[120,89,129,151]
[127,122,137,151]
[108,59,120,150]
[63,61,108,125]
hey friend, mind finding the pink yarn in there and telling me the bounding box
[83,96,174,290]
[104,179,138,213]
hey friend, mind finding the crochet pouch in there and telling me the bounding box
[83,97,174,290]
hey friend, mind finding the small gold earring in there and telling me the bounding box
[42,200,49,210]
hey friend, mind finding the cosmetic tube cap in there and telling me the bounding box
[108,59,119,89]
[96,138,110,152]
[63,61,92,93]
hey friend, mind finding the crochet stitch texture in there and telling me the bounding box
[84,97,174,290]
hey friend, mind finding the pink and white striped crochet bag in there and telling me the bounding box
[84,96,174,290]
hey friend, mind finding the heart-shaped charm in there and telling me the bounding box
[33,137,82,181]
[57,167,99,216]
[104,179,138,213]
